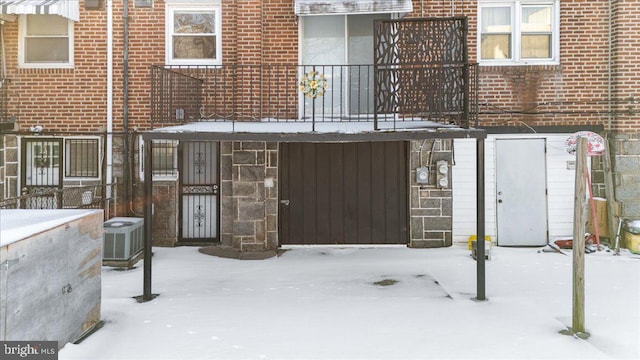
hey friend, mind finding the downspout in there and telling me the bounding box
[604,0,619,256]
[107,0,113,212]
[123,0,131,215]
[1,22,5,199]
[1,21,6,78]
[607,0,613,131]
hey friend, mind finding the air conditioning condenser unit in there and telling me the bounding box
[103,217,144,261]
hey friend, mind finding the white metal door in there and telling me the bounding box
[496,139,548,246]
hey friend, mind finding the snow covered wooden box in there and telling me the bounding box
[0,209,103,348]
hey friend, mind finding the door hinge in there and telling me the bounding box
[1,258,20,271]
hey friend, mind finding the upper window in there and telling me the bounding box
[19,15,74,68]
[478,1,558,65]
[165,2,222,65]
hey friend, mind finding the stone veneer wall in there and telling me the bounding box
[409,139,453,248]
[612,133,640,219]
[1,134,18,200]
[220,141,278,252]
[150,182,178,247]
[590,133,640,222]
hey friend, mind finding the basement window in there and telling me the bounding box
[65,138,100,178]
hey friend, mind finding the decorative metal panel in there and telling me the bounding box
[374,17,467,65]
[374,17,470,127]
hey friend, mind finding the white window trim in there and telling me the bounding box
[139,137,180,181]
[20,136,101,182]
[64,136,102,180]
[478,0,560,66]
[165,2,222,66]
[18,15,75,69]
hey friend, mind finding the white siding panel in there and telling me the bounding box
[545,134,580,238]
[452,139,497,244]
[452,134,581,245]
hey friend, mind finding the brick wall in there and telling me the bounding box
[3,8,110,133]
[1,0,639,235]
[2,1,638,134]
[2,1,636,135]
[610,1,640,219]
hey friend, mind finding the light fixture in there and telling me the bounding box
[29,125,44,134]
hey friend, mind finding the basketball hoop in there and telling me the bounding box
[565,131,605,156]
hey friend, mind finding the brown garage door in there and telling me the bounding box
[279,142,408,245]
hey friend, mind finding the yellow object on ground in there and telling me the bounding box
[625,232,640,254]
[468,235,492,250]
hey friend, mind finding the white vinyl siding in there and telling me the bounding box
[452,134,583,245]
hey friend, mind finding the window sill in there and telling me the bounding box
[17,67,75,74]
[478,63,562,74]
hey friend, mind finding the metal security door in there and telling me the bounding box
[21,138,63,208]
[496,139,548,246]
[179,141,218,242]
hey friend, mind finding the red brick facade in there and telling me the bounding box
[1,0,639,218]
[1,1,637,134]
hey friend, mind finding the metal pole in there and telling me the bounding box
[476,137,486,301]
[142,138,154,302]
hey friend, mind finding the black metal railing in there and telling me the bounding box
[150,63,478,130]
[150,67,203,126]
[0,184,115,213]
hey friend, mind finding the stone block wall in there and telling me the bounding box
[591,133,640,221]
[409,139,453,248]
[150,182,179,247]
[1,134,18,200]
[220,141,278,252]
[612,133,640,218]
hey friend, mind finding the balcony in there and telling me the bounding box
[150,63,478,132]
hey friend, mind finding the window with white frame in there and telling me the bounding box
[139,139,179,180]
[19,15,74,68]
[22,137,100,187]
[165,2,222,65]
[478,0,559,65]
[65,138,100,178]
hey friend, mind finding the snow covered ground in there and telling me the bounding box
[60,245,639,360]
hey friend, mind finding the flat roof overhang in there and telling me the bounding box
[139,120,489,303]
[141,121,487,142]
